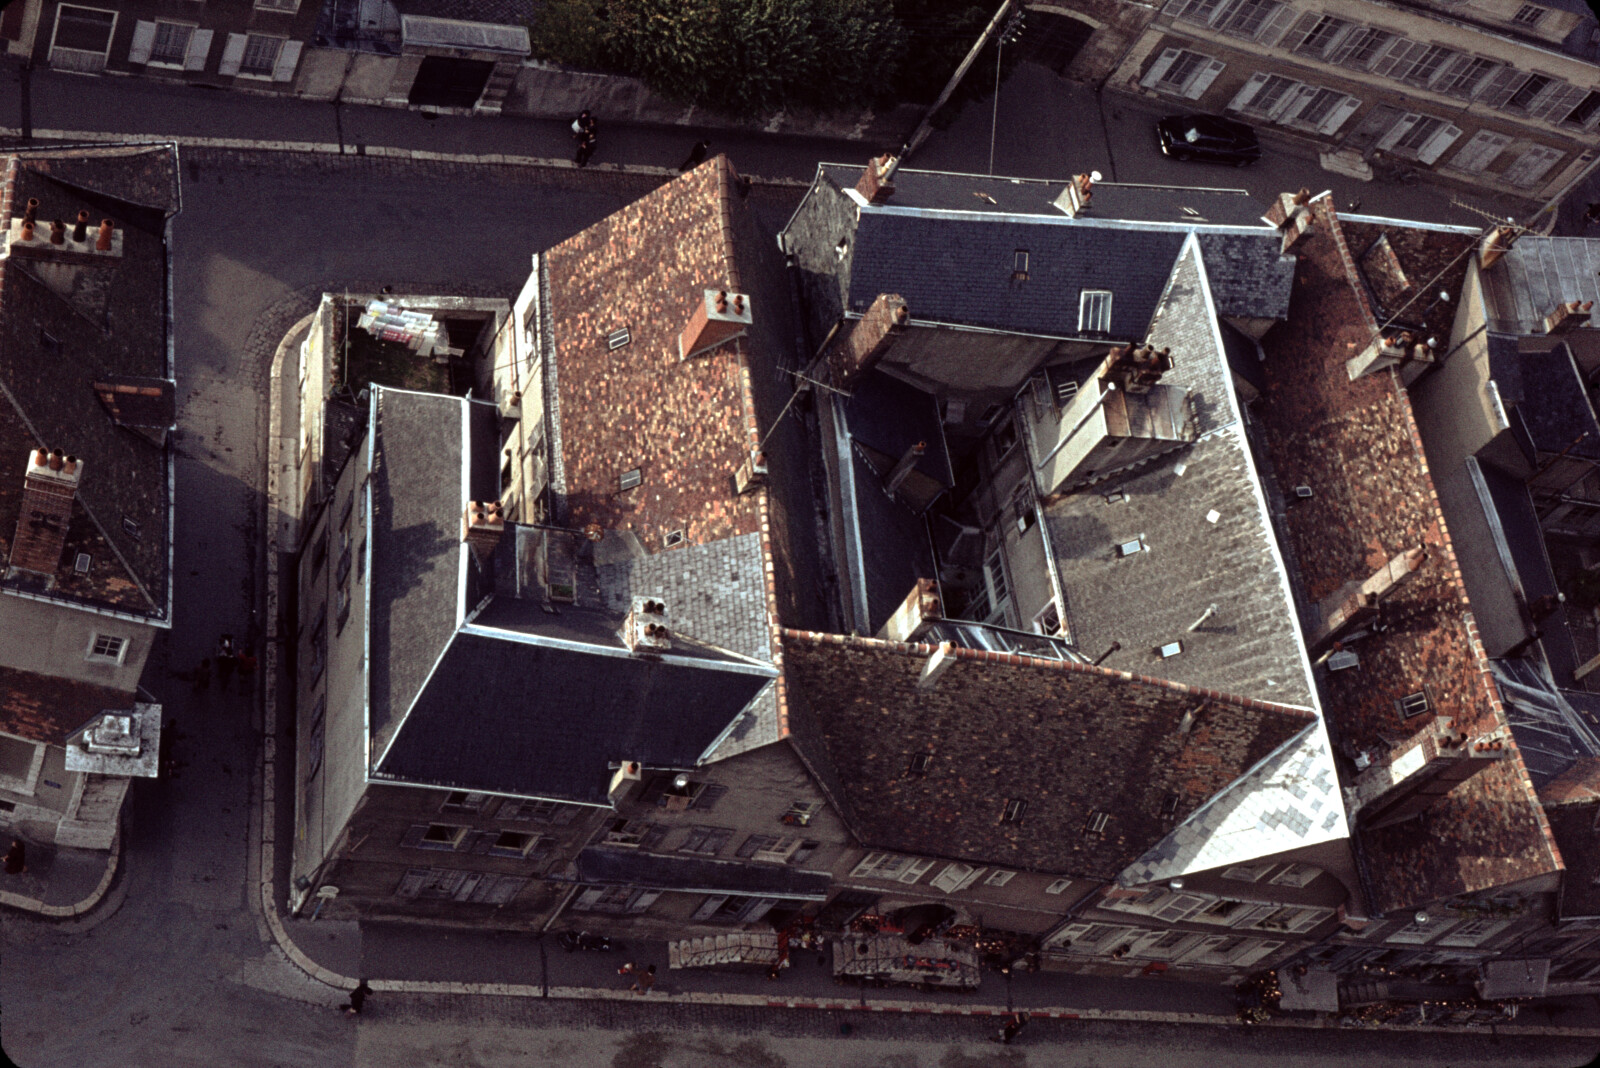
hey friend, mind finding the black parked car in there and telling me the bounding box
[1156,114,1261,166]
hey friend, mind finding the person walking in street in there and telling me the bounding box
[631,963,656,994]
[572,109,596,143]
[236,647,258,689]
[3,838,26,876]
[192,657,211,692]
[216,650,235,691]
[993,1011,1029,1044]
[679,140,710,172]
[343,979,372,1016]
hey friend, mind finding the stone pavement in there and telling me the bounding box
[0,831,119,919]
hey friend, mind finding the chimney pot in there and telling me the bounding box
[733,293,744,315]
[19,220,34,242]
[49,219,66,245]
[22,198,39,227]
[63,455,77,475]
[96,220,114,252]
[48,449,64,471]
[33,447,48,466]
[716,290,728,313]
[72,209,89,243]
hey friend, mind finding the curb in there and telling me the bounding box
[0,127,808,187]
[0,828,122,921]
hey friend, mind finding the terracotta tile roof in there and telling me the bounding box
[546,157,763,555]
[779,628,1315,880]
[0,150,173,620]
[1253,196,1561,913]
[0,665,133,744]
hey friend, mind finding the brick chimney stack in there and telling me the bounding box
[855,155,899,204]
[1478,225,1517,271]
[1544,300,1594,335]
[679,289,752,360]
[8,449,82,581]
[462,500,505,560]
[822,293,909,389]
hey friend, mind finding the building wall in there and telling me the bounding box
[493,263,550,527]
[292,430,373,886]
[0,593,155,692]
[1111,0,1600,199]
[0,740,84,846]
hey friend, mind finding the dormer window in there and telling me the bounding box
[1012,250,1030,281]
[1079,290,1112,333]
[1001,799,1027,823]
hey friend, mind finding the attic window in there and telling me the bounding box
[1156,640,1184,659]
[1078,290,1113,334]
[1117,536,1145,557]
[908,752,933,775]
[607,328,632,350]
[1045,877,1073,895]
[781,800,821,826]
[1084,809,1111,836]
[985,869,1016,886]
[835,237,849,260]
[73,553,92,576]
[1161,792,1180,817]
[619,468,643,491]
[122,517,142,540]
[39,330,61,356]
[1012,250,1030,281]
[1396,689,1431,719]
[663,529,685,548]
[1001,799,1028,823]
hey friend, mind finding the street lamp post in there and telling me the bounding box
[988,11,1026,176]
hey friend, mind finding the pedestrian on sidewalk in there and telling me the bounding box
[572,109,596,143]
[993,1011,1028,1044]
[679,140,710,172]
[192,657,212,692]
[343,979,372,1016]
[3,838,26,876]
[236,647,258,688]
[575,131,597,168]
[631,963,656,994]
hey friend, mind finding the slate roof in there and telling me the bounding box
[1044,238,1315,709]
[780,629,1315,880]
[1480,236,1600,335]
[815,163,1268,227]
[0,150,175,622]
[1544,797,1600,920]
[1252,196,1562,913]
[846,212,1186,341]
[0,665,133,744]
[575,846,830,898]
[847,443,937,636]
[373,630,769,804]
[1486,336,1600,461]
[367,388,476,759]
[1194,233,1296,320]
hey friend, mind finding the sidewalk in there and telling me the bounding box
[0,830,120,920]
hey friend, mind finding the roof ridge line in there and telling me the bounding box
[777,627,1317,720]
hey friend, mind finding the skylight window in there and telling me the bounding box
[1078,290,1113,334]
[1001,799,1028,823]
[663,529,685,548]
[1084,809,1110,836]
[607,327,632,350]
[1156,641,1184,659]
[1396,689,1431,718]
[908,753,932,775]
[1012,250,1030,281]
[619,468,643,491]
[1117,536,1145,557]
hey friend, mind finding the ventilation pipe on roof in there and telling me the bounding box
[72,209,89,244]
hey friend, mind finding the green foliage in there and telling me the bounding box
[528,0,610,70]
[890,0,991,104]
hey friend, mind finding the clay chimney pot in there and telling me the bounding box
[22,198,39,227]
[33,447,48,466]
[96,219,113,252]
[49,219,66,245]
[19,221,34,242]
[63,455,77,475]
[48,449,64,472]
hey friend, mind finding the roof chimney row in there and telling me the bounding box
[624,596,671,652]
[679,288,752,360]
[1100,343,1173,394]
[462,500,505,560]
[7,449,83,582]
[1544,301,1594,335]
[822,293,909,389]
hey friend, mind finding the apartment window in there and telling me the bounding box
[908,752,933,775]
[255,0,302,10]
[985,870,1016,887]
[1446,129,1512,174]
[1393,115,1447,155]
[1294,15,1349,57]
[1330,28,1393,70]
[147,21,193,64]
[403,824,468,851]
[1401,45,1456,88]
[500,798,578,824]
[850,852,936,884]
[308,618,326,682]
[239,34,284,77]
[1238,74,1299,117]
[87,634,127,663]
[1294,88,1347,129]
[1505,74,1553,113]
[1512,4,1546,25]
[738,835,804,864]
[1078,290,1113,333]
[571,885,660,914]
[1502,144,1564,187]
[1142,49,1225,100]
[677,826,734,856]
[990,415,1019,461]
[442,791,489,812]
[603,819,665,849]
[1269,863,1321,887]
[1565,91,1600,128]
[1218,0,1283,40]
[50,5,117,72]
[1437,57,1499,99]
[982,549,1009,622]
[1222,863,1273,882]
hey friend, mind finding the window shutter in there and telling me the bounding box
[739,896,781,922]
[184,28,213,70]
[1503,145,1563,187]
[695,783,728,810]
[272,39,302,82]
[400,824,429,849]
[1140,48,1182,89]
[737,834,775,859]
[931,863,977,893]
[1477,65,1524,108]
[395,868,428,898]
[1319,95,1361,134]
[127,20,157,64]
[469,831,495,855]
[1529,82,1583,122]
[484,875,528,905]
[1375,113,1420,151]
[691,894,730,921]
[1275,11,1321,54]
[1271,83,1315,121]
[1155,893,1208,922]
[1416,123,1462,164]
[1432,53,1474,94]
[1227,72,1270,112]
[850,852,886,878]
[898,857,936,884]
[573,886,607,911]
[452,872,485,901]
[626,888,662,914]
[1447,129,1511,172]
[1184,59,1226,99]
[218,33,247,77]
[1255,3,1297,46]
[1371,37,1421,79]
